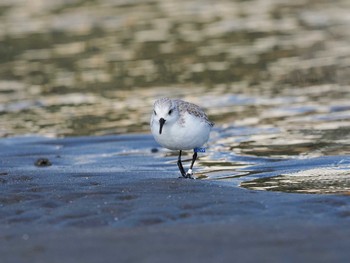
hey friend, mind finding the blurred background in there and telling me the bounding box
[0,0,349,146]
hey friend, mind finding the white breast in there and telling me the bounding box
[151,112,211,150]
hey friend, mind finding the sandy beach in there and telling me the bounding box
[1,134,350,262]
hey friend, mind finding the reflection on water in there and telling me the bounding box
[241,166,350,194]
[0,0,350,194]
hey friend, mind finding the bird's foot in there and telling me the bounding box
[185,169,194,179]
[179,175,194,179]
[178,169,194,179]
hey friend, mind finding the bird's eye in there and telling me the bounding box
[168,109,173,115]
[154,110,157,115]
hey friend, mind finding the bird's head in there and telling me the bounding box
[153,98,179,134]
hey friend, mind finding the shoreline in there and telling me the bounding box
[1,134,350,262]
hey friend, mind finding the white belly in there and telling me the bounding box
[151,113,211,150]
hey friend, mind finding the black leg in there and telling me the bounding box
[189,152,197,170]
[177,150,186,178]
[185,151,197,178]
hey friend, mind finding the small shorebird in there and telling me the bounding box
[150,97,214,178]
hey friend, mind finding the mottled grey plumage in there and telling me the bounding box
[174,99,214,127]
[153,98,214,127]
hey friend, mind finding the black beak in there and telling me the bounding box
[159,118,166,134]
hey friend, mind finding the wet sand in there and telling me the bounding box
[1,135,350,262]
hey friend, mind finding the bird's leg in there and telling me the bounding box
[177,150,187,178]
[186,151,197,179]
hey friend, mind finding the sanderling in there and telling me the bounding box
[150,97,214,178]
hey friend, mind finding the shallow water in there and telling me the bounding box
[0,0,350,194]
[1,134,350,229]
